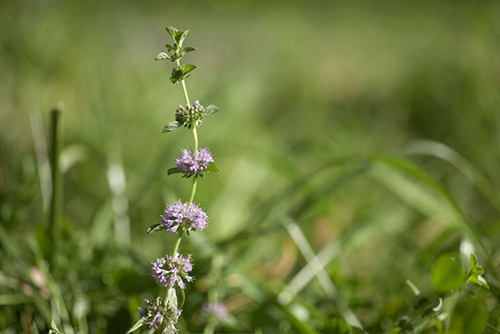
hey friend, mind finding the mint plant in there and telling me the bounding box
[128,26,220,334]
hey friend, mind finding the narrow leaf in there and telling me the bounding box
[167,167,183,175]
[155,52,170,60]
[184,64,196,74]
[174,30,189,47]
[147,223,164,234]
[127,318,145,333]
[204,105,219,116]
[163,121,181,133]
[182,46,196,53]
[205,162,221,172]
[165,26,178,37]
[169,77,178,84]
[165,44,175,52]
[467,275,489,289]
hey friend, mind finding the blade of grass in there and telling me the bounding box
[375,156,498,280]
[29,108,52,213]
[283,219,364,330]
[404,140,500,211]
[48,105,63,271]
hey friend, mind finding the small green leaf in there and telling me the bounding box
[167,287,178,309]
[167,167,183,175]
[205,162,220,172]
[184,64,196,74]
[204,105,219,116]
[127,317,145,333]
[165,26,178,37]
[466,253,489,289]
[163,121,181,133]
[469,253,477,268]
[173,30,189,48]
[165,44,175,52]
[181,46,196,54]
[170,77,178,84]
[147,223,164,234]
[431,255,464,294]
[155,52,170,60]
[467,275,489,289]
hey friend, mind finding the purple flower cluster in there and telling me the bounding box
[139,296,181,333]
[176,148,214,176]
[161,201,208,233]
[151,253,194,289]
[202,302,229,319]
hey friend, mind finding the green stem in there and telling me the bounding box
[169,58,199,261]
[192,126,199,154]
[172,229,184,256]
[189,178,198,205]
[203,317,217,334]
[176,59,191,106]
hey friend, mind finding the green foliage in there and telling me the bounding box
[431,255,464,294]
[170,64,196,84]
[204,105,219,116]
[48,320,64,334]
[466,253,489,290]
[126,318,145,334]
[448,296,488,334]
[162,120,181,133]
[324,318,364,334]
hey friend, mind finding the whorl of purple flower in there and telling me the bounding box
[151,253,194,289]
[175,148,214,176]
[202,302,229,319]
[139,296,181,333]
[161,201,208,233]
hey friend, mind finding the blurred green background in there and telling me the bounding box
[2,0,500,333]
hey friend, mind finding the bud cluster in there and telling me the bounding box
[175,100,205,129]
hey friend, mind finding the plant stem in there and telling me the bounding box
[176,59,191,106]
[188,178,198,205]
[192,126,199,154]
[172,229,183,256]
[170,58,199,261]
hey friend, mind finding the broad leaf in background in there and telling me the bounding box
[431,255,463,294]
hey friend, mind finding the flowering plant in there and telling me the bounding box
[128,26,220,334]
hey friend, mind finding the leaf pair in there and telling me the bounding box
[170,64,196,84]
[166,26,189,49]
[432,253,489,294]
[155,26,196,62]
[162,105,220,133]
[466,253,489,289]
[167,161,221,178]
